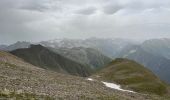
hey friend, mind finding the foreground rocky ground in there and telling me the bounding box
[0,51,169,100]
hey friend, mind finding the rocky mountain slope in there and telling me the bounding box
[92,58,168,95]
[50,47,112,69]
[10,45,92,77]
[1,50,168,99]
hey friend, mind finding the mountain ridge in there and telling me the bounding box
[10,44,92,77]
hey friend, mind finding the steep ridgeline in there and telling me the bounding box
[93,58,168,95]
[10,45,92,77]
[0,41,31,51]
[0,51,166,100]
[50,47,112,69]
[117,45,170,84]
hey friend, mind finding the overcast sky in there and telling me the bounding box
[1,0,170,44]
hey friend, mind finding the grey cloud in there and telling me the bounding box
[0,0,21,9]
[18,0,50,12]
[102,4,123,15]
[1,0,170,44]
[121,0,170,11]
[20,4,48,12]
[75,7,97,15]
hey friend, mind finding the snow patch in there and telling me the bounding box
[87,78,94,81]
[123,49,137,58]
[129,50,136,54]
[102,81,135,93]
[123,54,128,58]
[85,78,136,93]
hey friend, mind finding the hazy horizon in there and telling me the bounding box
[1,0,170,44]
[1,37,170,45]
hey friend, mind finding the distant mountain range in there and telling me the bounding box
[40,38,135,58]
[0,38,135,58]
[0,41,31,51]
[1,38,170,84]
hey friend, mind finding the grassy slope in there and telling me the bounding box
[93,58,168,95]
[0,91,54,100]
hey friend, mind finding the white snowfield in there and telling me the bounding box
[102,81,136,93]
[86,78,136,93]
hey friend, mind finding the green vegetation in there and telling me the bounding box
[0,91,54,100]
[94,58,168,95]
